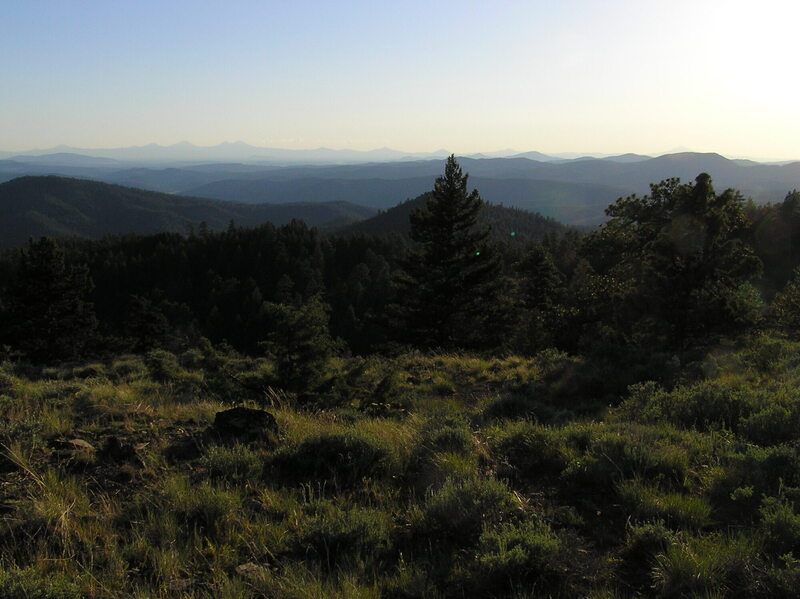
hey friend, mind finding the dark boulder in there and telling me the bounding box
[210,407,278,444]
[164,435,203,463]
[99,436,141,465]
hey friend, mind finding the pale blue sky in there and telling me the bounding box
[2,0,798,159]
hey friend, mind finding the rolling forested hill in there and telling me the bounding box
[0,176,376,249]
[0,175,572,250]
[182,176,626,225]
[338,192,571,240]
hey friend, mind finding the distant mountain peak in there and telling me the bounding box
[657,151,730,162]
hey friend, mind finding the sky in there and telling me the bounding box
[2,0,799,160]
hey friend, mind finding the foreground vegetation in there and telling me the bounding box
[3,336,800,597]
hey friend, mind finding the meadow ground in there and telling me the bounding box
[3,337,800,597]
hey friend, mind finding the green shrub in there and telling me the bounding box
[427,423,473,453]
[617,522,675,594]
[470,519,562,593]
[765,555,800,598]
[145,349,182,382]
[617,480,711,530]
[494,422,569,483]
[422,477,520,547]
[0,567,82,599]
[144,349,201,390]
[740,335,799,373]
[296,501,392,570]
[618,380,756,432]
[651,533,760,597]
[405,419,480,493]
[70,363,106,379]
[161,477,240,539]
[560,427,690,496]
[268,431,396,489]
[109,355,148,380]
[482,393,551,422]
[201,444,262,484]
[710,445,800,521]
[382,564,439,599]
[185,339,267,404]
[740,404,800,445]
[760,497,800,556]
[0,370,15,395]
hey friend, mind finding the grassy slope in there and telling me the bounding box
[2,337,800,597]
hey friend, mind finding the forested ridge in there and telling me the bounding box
[3,158,800,597]
[337,191,568,239]
[0,176,377,249]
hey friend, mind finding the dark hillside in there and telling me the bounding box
[182,176,437,209]
[0,176,376,249]
[184,175,626,225]
[338,192,571,240]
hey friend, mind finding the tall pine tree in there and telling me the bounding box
[390,155,506,350]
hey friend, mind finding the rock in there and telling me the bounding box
[235,562,268,579]
[164,435,203,463]
[167,577,194,593]
[48,438,97,470]
[0,451,18,473]
[211,407,278,444]
[48,437,96,454]
[66,438,96,452]
[99,436,140,465]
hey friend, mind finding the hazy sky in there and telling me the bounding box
[3,0,798,159]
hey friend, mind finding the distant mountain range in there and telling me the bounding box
[3,142,795,165]
[0,142,733,167]
[1,150,798,226]
[0,176,376,249]
[0,143,456,165]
